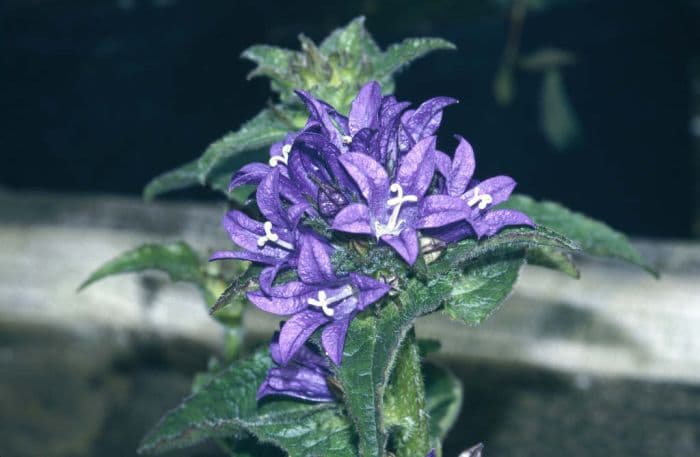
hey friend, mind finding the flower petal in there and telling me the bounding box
[221,210,290,259]
[256,366,334,402]
[349,128,375,153]
[396,136,436,198]
[382,228,419,265]
[295,89,344,150]
[449,135,476,197]
[259,263,290,295]
[246,281,313,315]
[397,109,415,152]
[332,203,372,234]
[288,202,311,228]
[298,235,335,284]
[424,220,475,244]
[339,152,389,202]
[464,176,517,211]
[404,96,458,144]
[209,249,277,265]
[295,132,358,193]
[349,81,382,135]
[321,318,351,365]
[416,195,471,229]
[278,310,330,365]
[350,273,391,309]
[471,209,535,238]
[229,162,270,191]
[434,151,452,180]
[371,99,410,166]
[256,168,288,227]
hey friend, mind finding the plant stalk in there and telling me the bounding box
[385,329,430,457]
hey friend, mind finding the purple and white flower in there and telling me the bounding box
[213,80,534,380]
[247,234,390,365]
[211,168,310,292]
[257,332,334,403]
[430,135,534,241]
[331,136,470,265]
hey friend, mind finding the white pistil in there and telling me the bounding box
[268,144,291,167]
[307,287,353,317]
[374,183,418,238]
[341,135,352,145]
[466,187,493,210]
[257,221,294,250]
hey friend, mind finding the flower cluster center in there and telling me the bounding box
[307,286,353,317]
[257,221,294,250]
[374,183,418,238]
[466,187,493,210]
[341,135,352,145]
[269,144,291,167]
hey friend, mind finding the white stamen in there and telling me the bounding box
[268,144,291,167]
[257,221,294,250]
[341,135,352,145]
[307,286,353,317]
[374,183,418,238]
[466,187,493,210]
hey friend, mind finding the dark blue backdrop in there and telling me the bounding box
[1,0,698,237]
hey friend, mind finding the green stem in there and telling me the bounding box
[204,276,245,362]
[384,329,430,457]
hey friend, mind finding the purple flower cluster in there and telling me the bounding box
[213,81,532,402]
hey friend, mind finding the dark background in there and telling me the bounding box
[2,0,699,238]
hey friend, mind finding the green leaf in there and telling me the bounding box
[197,109,290,183]
[540,68,582,151]
[443,253,524,325]
[79,241,213,302]
[372,38,456,85]
[320,16,381,59]
[500,194,657,276]
[142,158,251,201]
[138,350,357,457]
[242,45,300,82]
[526,246,580,278]
[143,159,200,201]
[424,363,462,444]
[432,226,580,275]
[334,278,452,457]
[209,265,261,316]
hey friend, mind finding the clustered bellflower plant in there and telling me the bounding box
[81,17,655,457]
[214,80,533,377]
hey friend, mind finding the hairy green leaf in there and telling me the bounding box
[372,38,456,85]
[424,363,462,443]
[320,16,381,59]
[143,159,200,201]
[209,265,261,315]
[143,159,248,200]
[526,246,580,278]
[79,241,212,302]
[243,45,300,83]
[197,109,290,183]
[443,253,524,325]
[500,194,657,275]
[138,350,357,457]
[334,278,452,457]
[433,226,580,275]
